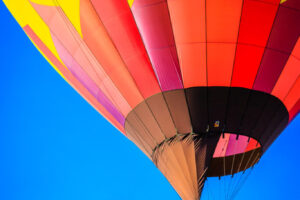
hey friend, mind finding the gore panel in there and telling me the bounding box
[231,0,278,88]
[254,5,300,93]
[90,0,161,98]
[226,87,250,133]
[167,0,207,88]
[253,50,289,93]
[239,91,270,135]
[195,136,220,195]
[237,0,279,46]
[284,77,300,111]
[185,87,208,133]
[289,99,300,121]
[163,90,192,134]
[206,0,243,43]
[207,87,229,132]
[207,44,236,86]
[80,0,144,107]
[272,54,300,101]
[31,2,136,114]
[133,102,166,143]
[23,25,124,132]
[131,0,183,91]
[231,44,265,88]
[208,148,261,177]
[225,135,249,156]
[214,134,230,157]
[146,93,177,138]
[51,33,125,125]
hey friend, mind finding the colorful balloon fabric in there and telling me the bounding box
[4,0,300,199]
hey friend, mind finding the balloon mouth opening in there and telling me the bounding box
[213,133,261,158]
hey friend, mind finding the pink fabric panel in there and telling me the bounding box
[131,0,183,91]
[213,134,230,158]
[23,25,124,132]
[51,33,125,125]
[90,0,161,98]
[225,135,249,156]
[30,2,132,116]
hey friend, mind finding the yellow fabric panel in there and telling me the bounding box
[2,0,77,79]
[29,0,82,36]
[127,0,134,7]
[3,0,62,62]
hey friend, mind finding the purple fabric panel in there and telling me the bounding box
[51,33,125,125]
[253,6,300,93]
[131,0,183,91]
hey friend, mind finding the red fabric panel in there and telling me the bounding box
[90,0,161,98]
[272,55,300,102]
[231,0,278,88]
[245,138,260,152]
[253,6,300,93]
[231,44,265,88]
[289,99,300,122]
[284,77,300,111]
[131,0,183,91]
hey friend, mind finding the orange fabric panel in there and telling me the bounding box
[206,0,243,43]
[80,0,144,108]
[90,0,161,99]
[272,57,300,102]
[206,0,243,86]
[30,2,134,117]
[284,77,300,111]
[272,39,300,101]
[23,25,124,133]
[207,43,236,86]
[176,44,207,87]
[167,0,206,87]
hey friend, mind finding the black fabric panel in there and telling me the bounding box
[194,135,220,194]
[239,91,270,135]
[185,87,208,133]
[125,86,289,177]
[226,88,250,133]
[207,148,261,177]
[207,87,229,132]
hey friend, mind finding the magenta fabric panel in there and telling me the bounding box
[51,33,125,125]
[131,0,183,91]
[253,5,300,93]
[225,135,249,156]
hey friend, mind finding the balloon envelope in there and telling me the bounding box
[4,0,300,199]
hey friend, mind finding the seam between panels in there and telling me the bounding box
[165,0,185,88]
[50,5,129,121]
[282,75,300,102]
[45,2,129,112]
[87,1,150,100]
[235,2,282,137]
[251,2,281,89]
[225,0,245,184]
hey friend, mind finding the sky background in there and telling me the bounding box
[0,2,300,200]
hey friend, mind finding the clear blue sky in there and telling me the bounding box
[0,2,299,200]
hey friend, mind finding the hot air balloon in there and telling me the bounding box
[3,0,300,199]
